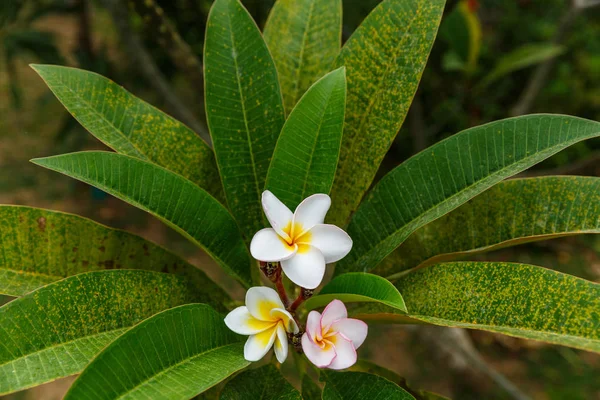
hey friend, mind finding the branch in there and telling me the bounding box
[410,326,531,400]
[99,0,211,144]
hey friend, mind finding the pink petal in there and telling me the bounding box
[321,299,348,328]
[305,310,323,342]
[327,334,357,370]
[331,318,368,349]
[301,333,336,368]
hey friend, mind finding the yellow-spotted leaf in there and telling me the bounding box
[204,0,285,240]
[65,304,249,400]
[0,206,230,308]
[327,0,446,227]
[336,115,600,276]
[31,151,252,287]
[397,262,600,353]
[265,67,346,209]
[264,0,342,114]
[31,64,224,202]
[0,270,202,395]
[377,176,600,277]
[304,273,406,313]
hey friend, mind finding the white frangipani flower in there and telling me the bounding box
[250,191,353,289]
[301,300,368,370]
[224,287,298,363]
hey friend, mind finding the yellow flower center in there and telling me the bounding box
[280,221,312,253]
[314,325,338,350]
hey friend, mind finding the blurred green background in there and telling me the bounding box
[1,0,599,399]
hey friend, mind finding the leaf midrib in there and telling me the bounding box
[349,133,600,269]
[112,342,244,400]
[290,0,316,107]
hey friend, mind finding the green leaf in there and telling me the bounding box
[350,361,450,400]
[321,370,415,400]
[336,115,600,275]
[304,273,406,313]
[0,206,230,308]
[220,364,302,399]
[30,64,224,202]
[204,0,286,240]
[65,304,249,400]
[377,176,600,277]
[327,0,446,226]
[301,375,322,400]
[264,0,342,114]
[31,151,252,287]
[265,67,346,209]
[477,44,565,90]
[0,270,202,394]
[397,262,600,353]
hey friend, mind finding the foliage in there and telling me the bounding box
[1,0,599,398]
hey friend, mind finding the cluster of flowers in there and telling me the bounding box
[225,191,368,369]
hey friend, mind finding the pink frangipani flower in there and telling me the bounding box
[302,299,368,369]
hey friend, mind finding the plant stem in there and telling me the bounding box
[289,287,314,313]
[259,261,290,306]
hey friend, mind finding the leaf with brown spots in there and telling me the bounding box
[0,205,230,309]
[264,0,342,115]
[31,152,253,287]
[327,0,446,227]
[204,0,285,241]
[395,262,600,353]
[65,304,249,400]
[0,270,205,395]
[376,176,600,277]
[336,115,600,276]
[31,65,224,202]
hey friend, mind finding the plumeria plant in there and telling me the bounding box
[0,0,599,399]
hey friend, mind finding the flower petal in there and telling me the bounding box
[305,310,323,342]
[244,327,277,362]
[331,318,368,349]
[262,190,293,242]
[302,333,336,368]
[293,194,331,237]
[327,334,357,370]
[250,228,297,262]
[224,306,277,335]
[273,322,289,364]
[302,224,353,263]
[246,286,286,321]
[280,246,326,289]
[271,308,299,334]
[321,299,348,328]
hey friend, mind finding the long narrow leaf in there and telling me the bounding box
[65,304,249,400]
[0,270,202,395]
[264,0,342,114]
[31,65,224,202]
[336,115,600,275]
[327,0,446,226]
[265,67,346,209]
[204,0,285,240]
[0,206,230,307]
[31,151,252,287]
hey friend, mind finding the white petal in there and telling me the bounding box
[302,224,353,263]
[250,228,297,262]
[244,327,277,362]
[301,333,336,368]
[246,286,286,321]
[292,194,331,237]
[224,306,277,335]
[280,246,325,289]
[273,322,289,363]
[262,191,293,241]
[321,299,347,328]
[271,308,299,334]
[331,318,368,349]
[305,310,323,342]
[327,334,357,370]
